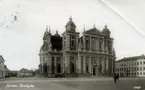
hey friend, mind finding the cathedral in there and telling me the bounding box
[39,17,116,77]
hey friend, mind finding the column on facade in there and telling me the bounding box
[104,57,106,74]
[42,63,43,74]
[61,56,64,73]
[48,56,52,73]
[97,37,99,51]
[102,38,104,53]
[41,57,44,74]
[66,35,70,50]
[54,56,57,73]
[76,36,79,51]
[90,37,92,51]
[83,36,86,51]
[63,55,66,73]
[46,56,49,74]
[64,54,68,73]
[106,58,109,74]
[77,54,81,73]
[67,56,70,73]
[101,57,105,74]
[89,56,92,73]
[83,56,86,73]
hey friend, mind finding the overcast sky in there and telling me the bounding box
[0,0,145,70]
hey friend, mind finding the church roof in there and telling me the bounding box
[40,43,49,52]
[102,25,110,34]
[83,27,103,36]
[43,27,51,40]
[65,17,76,27]
[54,30,60,37]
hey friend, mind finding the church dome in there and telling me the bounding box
[54,30,60,37]
[102,25,110,37]
[65,17,76,32]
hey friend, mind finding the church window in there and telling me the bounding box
[70,35,76,50]
[86,37,89,51]
[92,38,96,51]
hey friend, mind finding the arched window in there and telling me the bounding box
[92,38,96,51]
[86,37,89,51]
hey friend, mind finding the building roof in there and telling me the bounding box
[43,27,51,40]
[116,55,145,62]
[102,25,110,37]
[0,55,4,62]
[65,17,76,27]
[19,68,33,73]
[83,27,103,36]
[39,42,49,52]
[54,30,60,37]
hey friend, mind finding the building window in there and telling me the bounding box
[70,35,76,50]
[134,73,136,75]
[99,39,103,50]
[137,67,139,70]
[137,62,139,65]
[144,72,145,75]
[86,37,90,51]
[144,67,145,70]
[140,67,142,71]
[92,38,96,51]
[137,72,139,75]
[140,72,142,75]
[144,61,145,64]
[140,62,142,65]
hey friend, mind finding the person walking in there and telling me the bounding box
[114,74,117,84]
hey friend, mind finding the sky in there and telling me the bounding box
[0,0,145,70]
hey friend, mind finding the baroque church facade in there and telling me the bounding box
[39,17,116,77]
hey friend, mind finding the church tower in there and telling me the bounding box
[62,17,80,51]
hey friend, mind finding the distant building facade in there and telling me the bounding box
[0,55,5,78]
[17,68,33,77]
[115,55,145,77]
[39,17,115,77]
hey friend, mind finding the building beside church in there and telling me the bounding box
[116,55,145,77]
[0,55,5,79]
[39,17,116,77]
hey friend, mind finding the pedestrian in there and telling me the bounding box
[117,74,119,80]
[114,74,117,84]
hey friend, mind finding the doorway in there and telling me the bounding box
[57,63,61,73]
[93,67,96,76]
